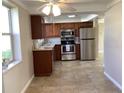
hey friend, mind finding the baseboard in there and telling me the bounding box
[20,75,34,93]
[104,72,122,90]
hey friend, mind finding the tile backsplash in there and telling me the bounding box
[33,39,44,49]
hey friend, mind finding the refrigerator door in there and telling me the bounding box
[80,28,87,39]
[80,40,95,60]
[80,28,95,39]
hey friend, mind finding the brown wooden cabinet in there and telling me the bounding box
[74,23,80,37]
[76,44,80,60]
[54,45,61,61]
[31,15,44,39]
[30,18,93,38]
[60,23,75,29]
[53,23,61,37]
[43,22,93,38]
[79,22,93,28]
[44,24,53,37]
[44,23,61,37]
[33,50,54,76]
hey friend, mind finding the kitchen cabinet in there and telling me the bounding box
[53,23,61,37]
[74,23,80,37]
[33,50,54,76]
[31,15,44,39]
[44,24,53,37]
[43,22,93,38]
[79,22,93,28]
[76,44,80,60]
[60,23,75,29]
[44,23,60,37]
[54,45,61,61]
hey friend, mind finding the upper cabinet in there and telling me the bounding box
[31,15,44,39]
[30,18,93,38]
[79,22,93,28]
[44,23,53,37]
[74,23,80,37]
[60,23,75,29]
[53,23,61,37]
[44,23,61,38]
[43,22,93,38]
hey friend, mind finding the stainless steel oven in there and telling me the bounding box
[61,29,76,60]
[61,44,76,60]
[61,44,75,54]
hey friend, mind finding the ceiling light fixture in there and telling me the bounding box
[68,15,76,18]
[42,4,61,16]
[52,5,61,16]
[42,5,51,15]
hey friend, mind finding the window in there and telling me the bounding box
[2,5,13,66]
[2,2,22,72]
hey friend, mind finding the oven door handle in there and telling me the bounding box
[61,44,75,46]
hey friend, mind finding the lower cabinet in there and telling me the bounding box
[33,50,54,76]
[76,44,80,60]
[54,45,61,61]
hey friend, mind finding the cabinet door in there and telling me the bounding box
[74,23,80,37]
[44,23,61,38]
[60,23,75,29]
[79,22,93,28]
[44,24,53,37]
[33,51,52,76]
[76,44,80,60]
[31,15,43,39]
[53,23,61,37]
[54,45,61,61]
[41,17,45,38]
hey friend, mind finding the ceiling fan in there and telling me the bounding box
[32,0,76,16]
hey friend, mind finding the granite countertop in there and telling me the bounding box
[33,44,55,51]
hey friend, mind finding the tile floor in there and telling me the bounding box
[25,59,121,93]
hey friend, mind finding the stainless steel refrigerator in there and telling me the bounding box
[80,28,95,61]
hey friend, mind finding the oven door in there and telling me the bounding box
[61,44,75,54]
[61,40,75,45]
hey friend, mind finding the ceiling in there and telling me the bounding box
[12,0,113,22]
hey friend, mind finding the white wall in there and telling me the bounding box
[104,1,122,89]
[3,1,34,93]
[98,21,104,53]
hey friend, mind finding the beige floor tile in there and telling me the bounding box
[25,59,121,93]
[41,87,61,93]
[79,88,98,93]
[25,86,43,93]
[60,86,78,93]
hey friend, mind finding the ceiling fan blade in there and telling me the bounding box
[58,3,76,11]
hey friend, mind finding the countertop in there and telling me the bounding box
[33,45,55,51]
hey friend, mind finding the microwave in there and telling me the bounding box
[61,29,75,37]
